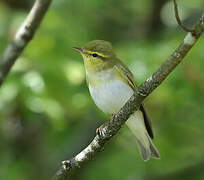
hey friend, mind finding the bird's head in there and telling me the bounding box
[73,40,116,72]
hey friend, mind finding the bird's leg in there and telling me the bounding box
[110,113,116,121]
[96,114,116,138]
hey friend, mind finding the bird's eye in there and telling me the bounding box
[92,53,98,57]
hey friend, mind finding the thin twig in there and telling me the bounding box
[53,9,204,180]
[173,0,195,34]
[0,0,52,86]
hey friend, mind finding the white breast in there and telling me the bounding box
[88,69,134,114]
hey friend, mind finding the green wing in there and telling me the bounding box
[114,59,136,91]
[114,59,154,139]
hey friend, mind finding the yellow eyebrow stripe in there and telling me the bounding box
[85,50,108,58]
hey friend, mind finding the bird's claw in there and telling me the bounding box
[96,114,116,138]
[96,125,105,138]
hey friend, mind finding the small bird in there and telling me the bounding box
[73,40,160,161]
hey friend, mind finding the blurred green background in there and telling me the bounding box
[0,0,204,180]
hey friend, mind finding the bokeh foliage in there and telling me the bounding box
[0,0,204,180]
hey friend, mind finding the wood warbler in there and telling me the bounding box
[73,40,160,161]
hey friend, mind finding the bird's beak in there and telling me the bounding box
[72,47,83,53]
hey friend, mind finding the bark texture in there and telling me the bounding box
[0,0,52,86]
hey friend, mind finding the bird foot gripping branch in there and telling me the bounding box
[96,114,116,139]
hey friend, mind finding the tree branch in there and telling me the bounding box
[173,0,196,34]
[53,11,204,180]
[0,0,52,87]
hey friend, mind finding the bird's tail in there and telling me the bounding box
[126,110,160,161]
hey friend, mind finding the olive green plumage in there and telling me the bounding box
[73,40,160,160]
[84,40,115,57]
